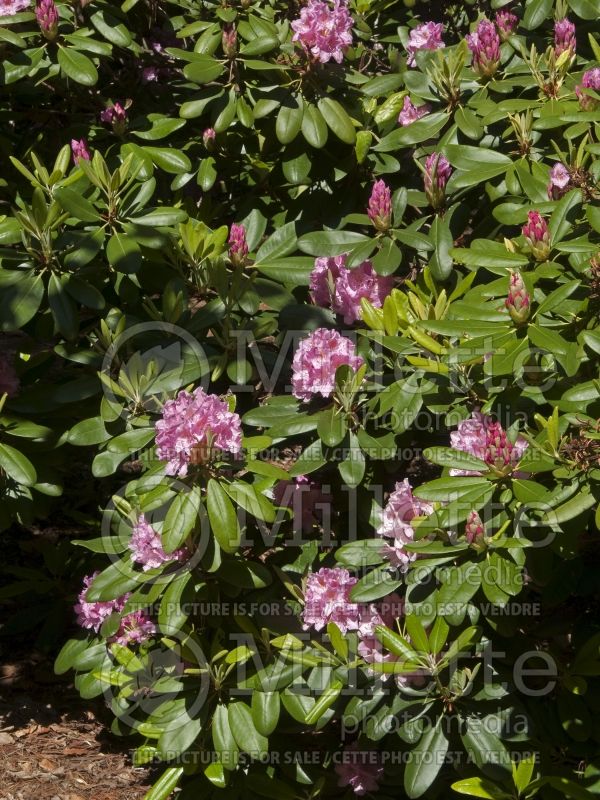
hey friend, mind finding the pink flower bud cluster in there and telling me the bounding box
[291,328,364,401]
[291,0,353,65]
[35,0,58,38]
[203,127,216,150]
[465,510,485,547]
[398,96,430,126]
[423,152,452,210]
[129,514,187,571]
[449,412,529,476]
[406,22,444,68]
[467,19,501,78]
[522,211,550,261]
[155,387,243,477]
[100,102,128,133]
[505,270,531,324]
[228,223,248,266]
[310,254,393,324]
[554,18,576,58]
[495,10,518,41]
[71,138,91,164]
[222,24,237,58]
[367,179,392,232]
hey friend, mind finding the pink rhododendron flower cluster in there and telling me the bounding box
[310,254,393,324]
[547,162,570,199]
[398,96,430,126]
[522,211,550,261]
[377,479,433,571]
[129,514,186,571]
[450,412,528,476]
[406,22,444,67]
[0,352,19,397]
[357,593,404,673]
[467,19,501,78]
[291,0,353,64]
[291,328,364,401]
[554,18,576,57]
[114,610,156,646]
[155,387,243,476]
[301,567,360,632]
[576,68,600,110]
[0,0,30,15]
[334,743,384,796]
[273,475,332,532]
[74,572,128,633]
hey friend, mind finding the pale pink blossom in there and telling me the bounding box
[74,573,128,633]
[310,254,393,324]
[449,412,528,476]
[406,22,444,67]
[465,510,485,545]
[398,96,430,126]
[335,743,383,796]
[377,479,433,572]
[302,567,360,633]
[155,387,242,476]
[547,162,570,200]
[0,0,30,15]
[129,514,186,571]
[291,328,364,401]
[291,0,353,64]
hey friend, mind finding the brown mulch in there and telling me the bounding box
[0,653,153,800]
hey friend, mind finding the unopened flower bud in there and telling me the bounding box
[367,179,391,232]
[576,68,600,111]
[228,223,248,267]
[36,0,59,40]
[495,10,517,42]
[467,19,501,78]
[522,211,550,261]
[203,127,216,151]
[423,152,452,211]
[505,270,530,324]
[465,510,486,551]
[71,138,91,164]
[554,18,576,59]
[222,24,237,58]
[100,102,128,135]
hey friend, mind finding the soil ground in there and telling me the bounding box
[0,651,153,800]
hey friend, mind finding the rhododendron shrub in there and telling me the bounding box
[0,0,598,798]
